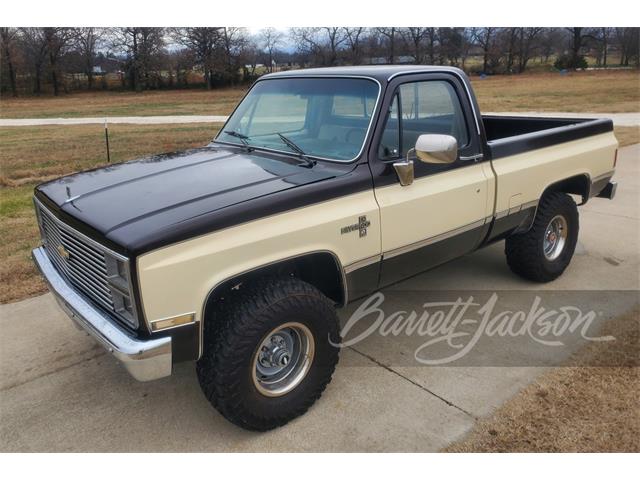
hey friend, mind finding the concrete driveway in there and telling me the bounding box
[1,145,638,452]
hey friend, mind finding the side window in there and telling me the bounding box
[378,80,469,160]
[378,94,400,160]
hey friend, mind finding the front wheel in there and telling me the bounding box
[505,191,579,282]
[196,276,341,431]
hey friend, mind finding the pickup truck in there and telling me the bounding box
[32,66,618,431]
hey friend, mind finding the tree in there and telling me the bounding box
[218,27,249,83]
[400,27,430,64]
[0,27,19,96]
[425,28,438,64]
[440,28,468,67]
[109,27,166,91]
[564,27,592,69]
[19,28,48,94]
[74,28,104,89]
[172,27,221,89]
[538,28,562,64]
[259,28,283,72]
[343,27,367,65]
[375,27,397,64]
[615,27,639,67]
[290,28,327,65]
[42,27,75,95]
[473,27,497,73]
[322,27,347,66]
[517,28,543,73]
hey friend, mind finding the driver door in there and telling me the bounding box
[371,74,494,286]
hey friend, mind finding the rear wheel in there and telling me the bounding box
[196,276,341,431]
[505,192,579,282]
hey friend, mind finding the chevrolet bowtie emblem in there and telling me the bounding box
[57,244,70,260]
[340,215,371,238]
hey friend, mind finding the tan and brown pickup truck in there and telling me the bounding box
[32,66,618,430]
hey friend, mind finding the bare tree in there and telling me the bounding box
[259,28,283,72]
[74,28,104,89]
[593,27,612,67]
[172,27,221,88]
[440,28,467,67]
[425,28,438,64]
[565,27,592,68]
[517,28,543,72]
[290,28,325,65]
[343,27,367,65]
[400,27,430,64]
[109,27,165,91]
[473,27,497,73]
[218,27,249,83]
[538,28,562,64]
[375,27,397,63]
[19,28,48,94]
[322,27,347,66]
[616,27,640,67]
[42,27,75,95]
[0,27,19,96]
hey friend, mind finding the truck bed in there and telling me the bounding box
[483,115,614,159]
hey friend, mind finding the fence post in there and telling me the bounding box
[104,119,111,163]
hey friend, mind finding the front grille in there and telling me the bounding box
[35,199,137,329]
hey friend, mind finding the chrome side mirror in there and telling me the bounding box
[415,134,458,164]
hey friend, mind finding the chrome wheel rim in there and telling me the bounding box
[252,322,315,397]
[543,215,568,261]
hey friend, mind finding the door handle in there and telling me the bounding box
[459,153,484,162]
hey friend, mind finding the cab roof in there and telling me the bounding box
[261,65,468,84]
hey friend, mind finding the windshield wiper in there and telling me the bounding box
[276,133,316,168]
[224,130,250,145]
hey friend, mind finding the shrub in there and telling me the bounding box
[554,54,588,70]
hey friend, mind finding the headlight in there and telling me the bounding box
[105,255,138,328]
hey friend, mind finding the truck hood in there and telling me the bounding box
[36,146,345,254]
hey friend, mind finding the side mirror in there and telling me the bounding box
[415,134,458,164]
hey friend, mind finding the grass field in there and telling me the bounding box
[0,88,246,119]
[472,70,640,113]
[445,306,640,452]
[1,70,638,119]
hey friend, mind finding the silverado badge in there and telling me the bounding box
[341,215,371,238]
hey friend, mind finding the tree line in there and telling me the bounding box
[1,27,638,97]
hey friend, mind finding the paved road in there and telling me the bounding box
[1,112,639,127]
[0,145,638,452]
[0,115,229,126]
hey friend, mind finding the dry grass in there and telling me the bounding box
[0,123,221,304]
[0,88,246,119]
[0,70,638,120]
[444,307,640,452]
[471,70,640,113]
[614,126,640,147]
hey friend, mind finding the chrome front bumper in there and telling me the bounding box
[32,246,172,381]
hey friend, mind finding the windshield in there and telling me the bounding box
[216,77,380,162]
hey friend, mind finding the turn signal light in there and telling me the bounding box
[150,313,195,332]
